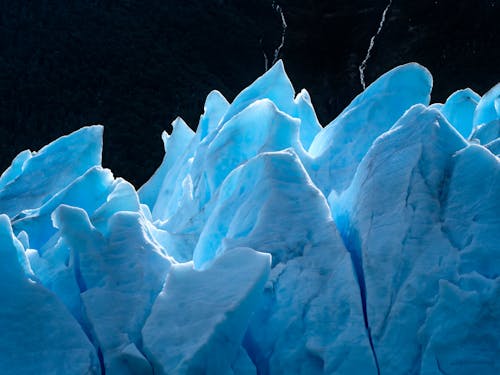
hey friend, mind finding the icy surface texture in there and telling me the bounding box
[0,61,498,374]
[0,126,103,218]
[142,247,270,374]
[308,63,432,195]
[0,215,100,374]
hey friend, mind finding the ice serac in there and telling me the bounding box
[191,99,301,204]
[197,90,230,141]
[148,91,230,224]
[144,60,312,238]
[469,119,500,145]
[419,275,500,375]
[154,98,303,262]
[0,125,103,218]
[195,150,377,374]
[53,200,172,374]
[12,167,115,250]
[473,83,500,127]
[329,104,491,373]
[194,149,318,267]
[0,60,499,374]
[0,150,31,190]
[18,171,136,326]
[139,117,194,210]
[441,88,480,138]
[468,88,500,155]
[144,65,296,259]
[142,247,271,375]
[220,60,295,125]
[485,138,500,155]
[293,89,322,149]
[308,63,432,195]
[428,137,500,372]
[216,60,319,150]
[0,215,100,375]
[149,123,199,223]
[27,236,84,323]
[441,144,500,278]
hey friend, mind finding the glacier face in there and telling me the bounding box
[0,60,499,375]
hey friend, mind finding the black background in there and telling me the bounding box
[1,0,499,187]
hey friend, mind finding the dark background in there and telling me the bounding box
[1,0,499,187]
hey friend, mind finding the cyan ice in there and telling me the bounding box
[197,90,230,141]
[473,83,500,127]
[470,119,500,145]
[219,60,296,125]
[419,274,500,375]
[0,61,499,374]
[142,247,270,375]
[441,88,480,138]
[190,99,302,209]
[442,144,500,278]
[0,126,103,218]
[148,117,198,224]
[0,150,31,191]
[12,167,115,250]
[149,100,305,262]
[139,117,195,210]
[193,150,376,373]
[308,63,433,195]
[469,84,500,157]
[485,138,500,155]
[330,104,499,374]
[0,215,100,374]
[53,201,172,374]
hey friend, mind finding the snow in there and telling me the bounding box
[0,61,499,374]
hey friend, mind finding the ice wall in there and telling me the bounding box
[0,61,499,374]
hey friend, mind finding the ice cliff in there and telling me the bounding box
[0,61,499,374]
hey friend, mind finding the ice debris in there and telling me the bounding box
[0,60,499,374]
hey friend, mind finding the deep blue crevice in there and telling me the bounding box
[332,211,381,375]
[243,330,269,375]
[69,247,107,373]
[241,289,278,375]
[97,347,106,375]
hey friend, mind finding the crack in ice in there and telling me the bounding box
[359,0,393,90]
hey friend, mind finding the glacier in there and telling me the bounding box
[0,60,499,374]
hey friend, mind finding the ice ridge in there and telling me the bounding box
[0,60,499,374]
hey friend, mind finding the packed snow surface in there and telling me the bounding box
[0,61,499,374]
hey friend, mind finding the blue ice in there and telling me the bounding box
[0,61,499,374]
